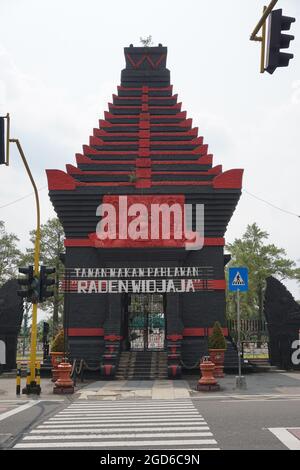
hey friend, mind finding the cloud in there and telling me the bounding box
[0,44,116,167]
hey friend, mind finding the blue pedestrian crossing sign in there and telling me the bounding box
[228,267,248,292]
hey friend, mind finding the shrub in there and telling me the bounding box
[208,321,227,350]
[51,329,64,352]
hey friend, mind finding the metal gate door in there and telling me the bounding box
[128,294,165,351]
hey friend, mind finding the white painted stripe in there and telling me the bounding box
[32,426,210,433]
[70,397,195,408]
[50,413,201,421]
[58,411,199,416]
[14,439,218,448]
[60,409,198,413]
[74,402,194,405]
[0,400,40,422]
[268,428,300,450]
[0,400,30,404]
[47,418,205,423]
[65,409,196,413]
[66,409,196,413]
[67,405,195,411]
[24,431,213,440]
[71,400,193,404]
[40,421,207,428]
[56,417,201,422]
[0,400,62,404]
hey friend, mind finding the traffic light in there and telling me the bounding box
[39,266,56,302]
[265,9,296,74]
[0,117,5,165]
[17,266,40,303]
[43,321,50,339]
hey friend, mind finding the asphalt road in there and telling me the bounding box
[192,397,300,450]
[1,395,299,450]
[0,399,67,449]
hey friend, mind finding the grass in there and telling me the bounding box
[244,353,269,359]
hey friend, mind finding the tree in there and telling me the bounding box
[21,218,65,335]
[296,267,300,288]
[0,220,22,286]
[226,223,297,324]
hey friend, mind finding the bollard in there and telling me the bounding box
[235,375,247,390]
[22,362,42,395]
[53,360,74,395]
[25,366,30,388]
[197,356,220,392]
[16,362,21,395]
[22,365,31,394]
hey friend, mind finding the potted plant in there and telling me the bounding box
[50,330,65,381]
[208,321,227,377]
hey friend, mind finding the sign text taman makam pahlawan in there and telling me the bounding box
[60,266,214,294]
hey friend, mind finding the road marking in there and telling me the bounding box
[69,401,194,405]
[67,406,195,410]
[0,401,40,422]
[14,439,218,449]
[269,428,300,450]
[31,426,210,433]
[24,432,214,440]
[38,420,207,429]
[47,418,205,423]
[57,411,199,416]
[14,399,220,450]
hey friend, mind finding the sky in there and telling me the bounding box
[0,0,299,299]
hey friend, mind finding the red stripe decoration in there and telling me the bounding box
[108,103,182,111]
[82,145,207,157]
[125,52,167,70]
[213,169,244,189]
[93,129,198,138]
[68,328,104,337]
[183,327,228,337]
[64,237,225,247]
[113,94,178,102]
[104,111,187,120]
[117,85,173,92]
[99,118,191,129]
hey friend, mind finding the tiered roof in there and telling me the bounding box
[46,45,243,240]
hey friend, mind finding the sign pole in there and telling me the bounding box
[228,266,248,390]
[237,288,241,380]
[235,286,246,390]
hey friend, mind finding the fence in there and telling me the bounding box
[227,319,268,341]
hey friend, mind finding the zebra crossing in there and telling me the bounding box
[13,399,220,450]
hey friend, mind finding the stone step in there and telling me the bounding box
[116,350,167,379]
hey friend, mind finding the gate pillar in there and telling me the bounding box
[166,293,183,378]
[101,294,122,378]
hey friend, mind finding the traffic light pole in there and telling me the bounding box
[250,1,279,73]
[9,138,41,393]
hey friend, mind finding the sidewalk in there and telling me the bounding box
[1,370,300,402]
[188,370,300,398]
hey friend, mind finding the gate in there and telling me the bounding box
[128,294,165,351]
